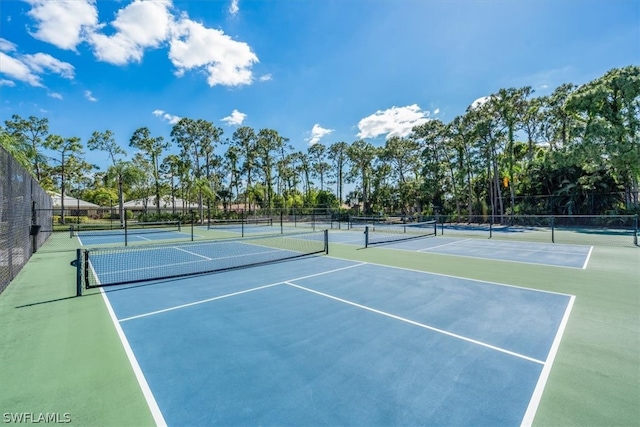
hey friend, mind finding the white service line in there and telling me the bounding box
[118,262,367,322]
[173,246,212,260]
[417,238,471,252]
[285,281,545,365]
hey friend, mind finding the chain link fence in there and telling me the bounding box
[0,146,53,294]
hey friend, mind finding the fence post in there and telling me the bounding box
[634,214,638,246]
[489,217,493,239]
[124,213,128,246]
[551,215,555,243]
[280,211,283,234]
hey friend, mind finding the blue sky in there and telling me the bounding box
[1,0,639,172]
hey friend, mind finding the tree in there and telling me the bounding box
[44,134,84,223]
[328,141,349,205]
[565,65,640,209]
[230,126,258,211]
[160,154,181,214]
[256,129,288,210]
[347,140,377,214]
[0,128,31,171]
[87,130,127,225]
[129,127,169,215]
[308,143,330,192]
[4,115,49,180]
[171,118,222,221]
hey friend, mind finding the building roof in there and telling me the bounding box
[50,192,101,209]
[122,196,201,210]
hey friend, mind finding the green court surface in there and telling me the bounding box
[1,235,638,426]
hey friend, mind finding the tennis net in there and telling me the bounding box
[76,229,328,294]
[207,218,273,230]
[71,221,181,237]
[364,221,437,247]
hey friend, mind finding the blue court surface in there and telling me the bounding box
[98,253,574,426]
[330,230,593,269]
[77,229,195,246]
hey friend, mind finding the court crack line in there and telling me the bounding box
[284,281,544,365]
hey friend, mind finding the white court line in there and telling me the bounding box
[440,240,590,256]
[119,283,284,322]
[173,246,212,260]
[371,245,586,270]
[326,258,574,298]
[92,265,167,426]
[582,246,594,269]
[285,281,544,365]
[417,238,471,252]
[520,295,576,427]
[118,262,367,322]
[135,235,151,241]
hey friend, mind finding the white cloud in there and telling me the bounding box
[84,90,97,102]
[88,0,172,65]
[433,108,440,115]
[22,1,259,88]
[25,0,98,50]
[221,109,246,126]
[0,79,16,87]
[169,17,258,86]
[0,38,17,52]
[259,73,272,82]
[152,109,181,125]
[470,96,490,109]
[306,124,334,145]
[22,53,75,79]
[229,0,240,16]
[0,52,43,87]
[49,92,63,100]
[357,105,430,140]
[0,47,74,89]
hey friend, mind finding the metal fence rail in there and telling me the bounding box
[0,146,53,293]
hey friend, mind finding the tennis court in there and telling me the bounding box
[331,225,593,268]
[96,246,573,426]
[73,222,193,246]
[3,220,638,426]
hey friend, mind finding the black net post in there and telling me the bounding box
[75,249,83,296]
[364,226,370,248]
[280,211,283,234]
[124,212,128,246]
[324,229,329,254]
[551,215,555,243]
[241,209,245,238]
[190,210,195,241]
[489,218,493,239]
[312,210,316,231]
[634,214,638,246]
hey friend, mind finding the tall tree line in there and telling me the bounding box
[1,66,638,220]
